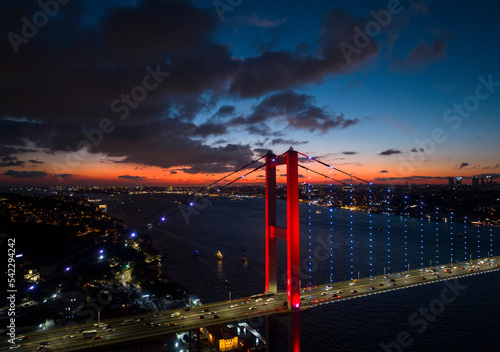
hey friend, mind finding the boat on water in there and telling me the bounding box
[315,210,321,214]
[241,257,248,263]
[215,251,223,260]
[230,198,243,201]
[194,250,200,256]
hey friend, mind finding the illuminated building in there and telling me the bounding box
[205,325,239,351]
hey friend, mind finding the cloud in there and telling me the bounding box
[243,14,286,28]
[3,170,48,179]
[117,175,148,181]
[411,148,424,153]
[342,151,357,155]
[380,170,389,173]
[483,163,500,170]
[393,39,447,70]
[0,2,378,176]
[457,162,469,169]
[170,170,177,175]
[253,148,273,156]
[230,90,359,134]
[378,149,402,156]
[0,155,25,167]
[212,105,236,120]
[191,122,227,137]
[54,174,73,179]
[270,138,308,146]
[28,160,44,164]
[229,9,380,98]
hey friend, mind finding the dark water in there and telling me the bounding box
[103,193,500,352]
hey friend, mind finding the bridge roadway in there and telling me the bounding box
[4,256,500,351]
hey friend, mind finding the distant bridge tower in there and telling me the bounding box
[265,148,301,311]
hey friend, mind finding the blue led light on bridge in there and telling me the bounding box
[349,187,354,281]
[368,187,373,281]
[404,195,408,272]
[386,189,391,274]
[490,224,493,258]
[477,221,481,259]
[329,179,334,285]
[420,201,424,268]
[464,216,468,261]
[435,207,439,265]
[450,211,454,264]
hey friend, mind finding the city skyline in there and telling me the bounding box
[1,0,499,187]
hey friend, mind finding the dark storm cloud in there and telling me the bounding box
[0,0,235,126]
[243,125,284,137]
[3,170,48,179]
[0,1,375,175]
[253,148,273,156]
[230,9,380,98]
[231,90,359,133]
[0,155,25,167]
[191,122,227,137]
[212,105,236,119]
[378,149,402,156]
[117,175,148,181]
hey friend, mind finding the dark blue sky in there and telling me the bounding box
[0,0,499,185]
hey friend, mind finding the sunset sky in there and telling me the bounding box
[1,0,499,187]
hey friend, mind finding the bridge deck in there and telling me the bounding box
[5,256,499,351]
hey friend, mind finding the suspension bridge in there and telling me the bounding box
[6,148,499,352]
